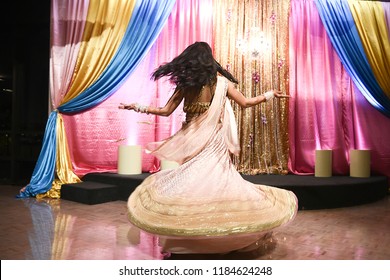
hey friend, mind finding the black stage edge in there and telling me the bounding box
[61,172,389,209]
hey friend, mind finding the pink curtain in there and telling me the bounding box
[62,0,213,176]
[50,0,89,109]
[152,0,214,147]
[288,0,390,179]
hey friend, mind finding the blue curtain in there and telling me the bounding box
[315,0,390,118]
[17,0,176,198]
[17,111,58,197]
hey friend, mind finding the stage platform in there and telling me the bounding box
[61,172,389,210]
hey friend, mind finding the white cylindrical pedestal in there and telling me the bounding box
[117,145,142,175]
[161,160,180,170]
[315,150,332,177]
[350,149,370,178]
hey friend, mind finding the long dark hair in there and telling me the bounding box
[151,41,238,90]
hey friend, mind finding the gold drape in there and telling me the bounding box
[213,0,290,175]
[348,0,390,97]
[62,0,136,103]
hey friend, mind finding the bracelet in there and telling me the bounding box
[133,103,149,114]
[264,91,275,101]
[139,105,148,114]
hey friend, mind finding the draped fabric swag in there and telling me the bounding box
[315,0,390,117]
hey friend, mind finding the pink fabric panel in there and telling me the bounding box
[62,52,159,176]
[382,2,390,38]
[350,84,390,179]
[63,0,214,177]
[50,0,89,109]
[289,0,390,179]
[153,0,214,145]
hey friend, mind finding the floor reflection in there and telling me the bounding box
[22,196,165,260]
[23,198,55,259]
[1,185,389,260]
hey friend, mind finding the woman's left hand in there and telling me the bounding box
[273,90,290,98]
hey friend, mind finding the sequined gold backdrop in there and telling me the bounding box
[213,0,290,175]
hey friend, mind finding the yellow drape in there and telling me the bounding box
[62,0,136,103]
[213,0,290,175]
[348,0,390,97]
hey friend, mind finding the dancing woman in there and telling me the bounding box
[119,42,297,254]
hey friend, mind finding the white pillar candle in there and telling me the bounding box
[315,150,332,177]
[117,145,142,175]
[350,149,370,178]
[161,159,180,170]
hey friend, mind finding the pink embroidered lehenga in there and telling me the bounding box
[127,76,297,254]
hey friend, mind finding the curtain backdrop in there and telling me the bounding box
[62,0,214,177]
[17,0,176,198]
[213,0,291,175]
[20,0,390,199]
[288,0,390,180]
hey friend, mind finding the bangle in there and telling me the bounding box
[133,103,149,114]
[264,91,275,101]
[139,105,149,114]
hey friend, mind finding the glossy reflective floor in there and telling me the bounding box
[1,184,389,260]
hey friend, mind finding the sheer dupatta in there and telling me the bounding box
[146,76,240,164]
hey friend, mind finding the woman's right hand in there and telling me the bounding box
[118,103,136,110]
